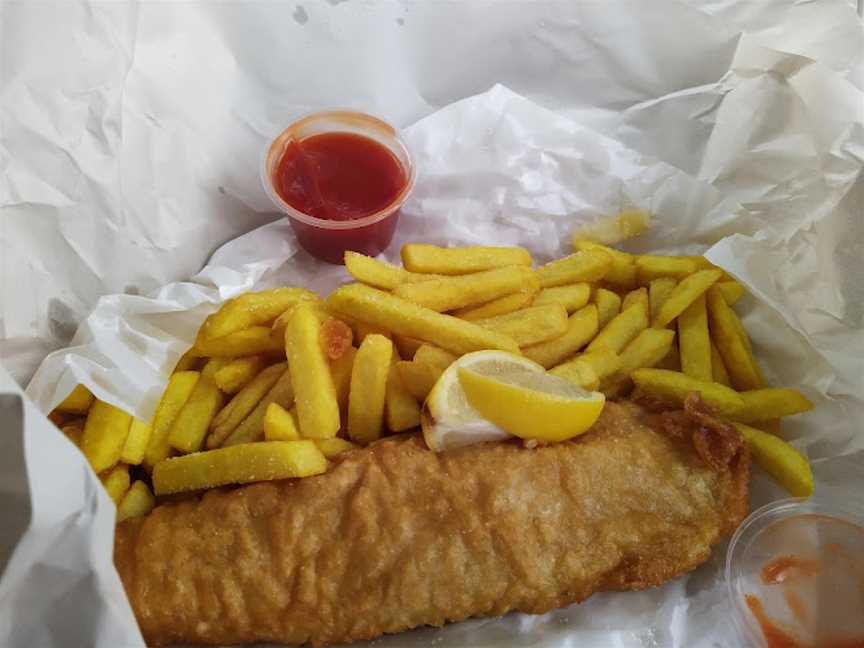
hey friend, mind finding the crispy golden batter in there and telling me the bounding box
[114,401,748,647]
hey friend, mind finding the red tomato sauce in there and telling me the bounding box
[273,132,406,222]
[762,555,822,585]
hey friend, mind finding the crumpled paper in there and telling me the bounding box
[2,2,864,647]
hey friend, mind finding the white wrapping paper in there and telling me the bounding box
[2,2,864,647]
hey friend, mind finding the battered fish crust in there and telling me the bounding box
[114,400,748,646]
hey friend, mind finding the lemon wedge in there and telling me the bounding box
[423,351,544,452]
[458,367,605,442]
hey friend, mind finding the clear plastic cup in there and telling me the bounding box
[726,497,864,646]
[261,110,415,264]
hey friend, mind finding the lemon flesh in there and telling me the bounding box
[458,368,605,442]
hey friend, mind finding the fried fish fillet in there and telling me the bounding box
[114,399,748,647]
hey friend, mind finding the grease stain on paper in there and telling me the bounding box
[293,5,309,25]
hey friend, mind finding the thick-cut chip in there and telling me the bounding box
[653,269,723,328]
[315,437,358,458]
[385,352,421,432]
[586,304,648,355]
[656,343,682,372]
[716,280,745,306]
[101,464,131,504]
[756,419,782,435]
[649,278,677,324]
[82,400,133,473]
[622,287,649,320]
[553,348,622,384]
[330,346,357,411]
[168,378,225,454]
[200,358,229,382]
[56,384,94,414]
[194,327,283,357]
[62,422,85,448]
[414,345,458,372]
[120,418,152,465]
[678,294,712,381]
[207,363,286,448]
[571,209,650,246]
[615,328,676,377]
[549,360,600,390]
[345,251,442,289]
[476,304,568,347]
[144,371,200,468]
[396,361,441,401]
[394,266,538,313]
[287,304,341,439]
[731,388,813,423]
[710,341,731,386]
[393,335,425,360]
[532,283,591,313]
[271,301,328,343]
[213,355,267,394]
[117,480,156,522]
[536,250,612,288]
[264,402,301,441]
[631,368,745,417]
[594,288,622,329]
[173,349,201,373]
[706,287,764,391]
[452,291,534,321]
[635,255,698,283]
[197,287,317,341]
[152,441,327,495]
[223,367,295,446]
[353,321,392,343]
[401,244,532,275]
[573,240,637,289]
[523,305,599,369]
[348,335,393,444]
[320,318,354,359]
[734,422,813,497]
[327,284,520,355]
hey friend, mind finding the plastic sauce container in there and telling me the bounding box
[726,498,864,647]
[261,110,415,264]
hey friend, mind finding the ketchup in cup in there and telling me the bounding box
[262,110,415,264]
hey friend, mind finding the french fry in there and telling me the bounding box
[635,255,698,283]
[656,342,682,372]
[101,464,131,504]
[56,384,94,414]
[173,349,201,373]
[734,422,813,497]
[396,360,441,401]
[82,400,133,473]
[326,284,520,355]
[168,378,225,454]
[710,342,731,386]
[393,335,425,360]
[401,244,532,275]
[549,360,600,390]
[120,418,152,465]
[452,291,534,321]
[630,368,745,417]
[117,480,156,522]
[586,304,648,355]
[345,251,441,289]
[286,304,341,439]
[264,402,301,441]
[476,304,568,347]
[414,344,458,372]
[394,266,539,312]
[622,287,649,320]
[48,410,68,428]
[213,355,267,394]
[315,437,358,459]
[197,287,317,341]
[536,250,612,288]
[532,283,591,313]
[354,321,392,342]
[207,362,286,448]
[270,300,328,343]
[320,318,354,360]
[573,241,637,289]
[678,294,712,381]
[716,280,745,306]
[731,388,813,423]
[706,286,764,390]
[152,440,327,495]
[223,367,295,446]
[194,326,283,357]
[653,269,722,328]
[615,328,676,377]
[348,335,393,444]
[144,371,200,468]
[523,305,599,368]
[648,278,677,324]
[553,348,622,383]
[593,288,622,328]
[201,357,230,381]
[330,346,357,411]
[571,209,650,246]
[385,352,421,432]
[62,422,85,448]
